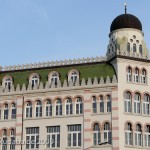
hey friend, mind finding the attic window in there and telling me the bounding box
[29,73,40,87]
[2,76,13,90]
[68,69,79,84]
[48,71,59,85]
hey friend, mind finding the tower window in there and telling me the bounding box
[133,44,136,53]
[139,45,143,55]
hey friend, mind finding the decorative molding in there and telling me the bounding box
[2,56,107,72]
[0,75,117,95]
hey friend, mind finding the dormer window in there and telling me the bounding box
[29,73,40,87]
[48,71,59,85]
[2,76,13,90]
[68,69,79,84]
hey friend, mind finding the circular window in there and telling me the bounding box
[133,35,136,39]
[130,39,133,42]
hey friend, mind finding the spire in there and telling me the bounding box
[124,2,127,14]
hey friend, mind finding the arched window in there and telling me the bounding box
[29,73,40,88]
[133,43,136,53]
[11,103,16,119]
[144,125,150,147]
[2,129,7,150]
[135,124,142,146]
[143,94,150,115]
[76,97,83,114]
[134,93,141,114]
[124,92,132,113]
[3,104,8,119]
[106,95,111,112]
[141,69,147,84]
[68,70,79,85]
[100,95,104,113]
[93,123,100,145]
[66,98,73,115]
[125,123,133,145]
[127,67,132,82]
[10,129,15,150]
[134,68,139,83]
[45,99,52,117]
[92,96,97,113]
[2,76,13,90]
[26,101,32,118]
[139,45,143,55]
[35,100,42,117]
[104,123,111,144]
[48,71,59,86]
[127,43,130,52]
[56,99,62,116]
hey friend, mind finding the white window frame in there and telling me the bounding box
[134,68,140,83]
[125,123,133,145]
[75,97,83,114]
[2,76,13,90]
[48,71,59,86]
[2,129,7,150]
[26,102,32,118]
[92,96,97,113]
[35,101,42,117]
[55,99,62,116]
[29,73,40,88]
[143,94,150,115]
[46,126,60,148]
[11,103,16,119]
[106,95,111,112]
[3,104,9,120]
[68,70,79,84]
[45,100,52,117]
[141,69,147,84]
[144,125,150,147]
[26,127,39,149]
[127,67,132,82]
[135,124,142,146]
[124,92,132,113]
[93,123,100,145]
[67,124,81,147]
[66,98,73,115]
[134,93,141,114]
[10,129,15,150]
[104,123,111,144]
[100,95,104,113]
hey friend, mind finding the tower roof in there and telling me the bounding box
[110,13,142,32]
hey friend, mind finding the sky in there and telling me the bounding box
[0,0,150,67]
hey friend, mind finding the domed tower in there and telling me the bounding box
[106,3,149,60]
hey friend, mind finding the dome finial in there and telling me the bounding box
[124,2,127,14]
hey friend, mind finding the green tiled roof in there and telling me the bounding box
[0,62,115,87]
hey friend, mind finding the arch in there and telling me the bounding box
[134,122,143,132]
[90,95,98,101]
[124,121,133,130]
[102,121,112,130]
[28,73,40,80]
[91,121,101,130]
[74,95,84,102]
[63,96,74,103]
[24,99,34,105]
[67,69,79,76]
[53,97,63,103]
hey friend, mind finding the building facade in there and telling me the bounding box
[0,9,150,150]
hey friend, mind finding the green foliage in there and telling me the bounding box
[0,62,115,87]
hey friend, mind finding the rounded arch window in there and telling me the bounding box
[2,76,13,90]
[133,43,137,53]
[139,45,143,55]
[68,69,79,84]
[48,71,59,85]
[29,73,40,88]
[127,43,130,52]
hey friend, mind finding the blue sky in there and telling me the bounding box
[0,0,150,66]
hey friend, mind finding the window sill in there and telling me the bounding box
[44,148,60,150]
[24,114,83,120]
[92,144,112,148]
[91,112,111,116]
[65,147,82,149]
[124,112,150,117]
[0,119,16,122]
[125,145,150,149]
[126,81,148,86]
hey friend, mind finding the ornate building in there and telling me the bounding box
[0,6,150,150]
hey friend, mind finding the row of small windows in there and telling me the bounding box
[125,122,150,147]
[126,67,147,84]
[127,43,143,54]
[26,97,83,118]
[2,69,79,89]
[124,92,150,115]
[92,95,111,113]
